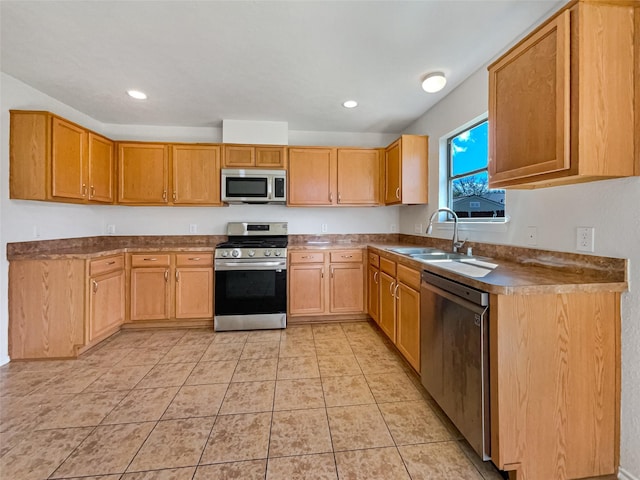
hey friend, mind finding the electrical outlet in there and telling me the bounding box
[526,226,537,246]
[390,224,398,233]
[321,223,328,233]
[414,223,423,234]
[189,224,198,234]
[576,226,595,252]
[106,224,116,235]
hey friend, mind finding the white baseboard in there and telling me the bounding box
[620,467,640,480]
[0,355,10,367]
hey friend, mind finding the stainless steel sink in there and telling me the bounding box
[410,252,467,260]
[387,247,443,255]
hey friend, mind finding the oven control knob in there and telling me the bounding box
[232,249,240,258]
[248,250,255,257]
[222,251,229,257]
[274,250,282,257]
[264,250,272,257]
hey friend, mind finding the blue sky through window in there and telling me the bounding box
[451,121,488,176]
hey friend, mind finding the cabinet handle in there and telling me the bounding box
[82,183,87,197]
[90,186,95,198]
[188,257,201,261]
[329,192,333,202]
[172,191,177,201]
[341,255,353,259]
[395,187,400,199]
[338,193,341,203]
[331,268,334,278]
[164,270,169,282]
[374,271,378,284]
[92,280,98,293]
[143,258,158,261]
[176,270,180,282]
[106,261,116,265]
[389,280,395,296]
[321,269,324,279]
[301,255,313,259]
[162,190,167,202]
[393,284,399,298]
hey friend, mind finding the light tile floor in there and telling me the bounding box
[0,321,506,480]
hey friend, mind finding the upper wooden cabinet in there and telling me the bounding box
[488,0,639,188]
[222,144,287,168]
[118,143,169,204]
[384,135,428,205]
[172,145,222,205]
[10,111,115,203]
[118,143,221,205]
[288,146,381,206]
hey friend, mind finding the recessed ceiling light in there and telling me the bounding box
[127,90,147,100]
[342,100,358,108]
[421,72,447,93]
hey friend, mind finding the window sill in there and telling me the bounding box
[432,216,510,234]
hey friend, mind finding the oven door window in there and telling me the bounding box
[215,269,286,315]
[225,177,268,198]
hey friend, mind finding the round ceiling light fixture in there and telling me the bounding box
[127,89,147,100]
[342,100,358,108]
[421,72,447,93]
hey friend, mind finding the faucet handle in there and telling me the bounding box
[453,239,466,253]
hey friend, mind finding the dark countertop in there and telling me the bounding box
[8,234,627,295]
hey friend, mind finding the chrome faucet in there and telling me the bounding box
[426,207,465,253]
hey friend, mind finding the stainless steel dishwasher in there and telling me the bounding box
[420,270,491,461]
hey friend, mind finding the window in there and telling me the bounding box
[447,120,505,219]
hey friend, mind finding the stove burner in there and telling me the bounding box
[216,236,288,249]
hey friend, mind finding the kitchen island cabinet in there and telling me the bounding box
[488,0,638,188]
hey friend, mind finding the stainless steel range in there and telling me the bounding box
[214,222,288,331]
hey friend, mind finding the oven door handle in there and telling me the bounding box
[215,261,287,271]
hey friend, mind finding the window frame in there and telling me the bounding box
[446,118,505,221]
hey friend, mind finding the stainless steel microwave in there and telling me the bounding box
[221,168,287,204]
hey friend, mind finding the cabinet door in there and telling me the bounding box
[289,264,325,315]
[368,264,380,324]
[51,117,87,200]
[172,145,221,204]
[337,149,380,205]
[288,148,336,206]
[88,133,114,203]
[175,267,213,319]
[130,267,171,320]
[379,271,397,342]
[384,140,401,204]
[396,282,420,372]
[89,270,124,342]
[118,143,169,204]
[256,146,286,168]
[223,145,254,167]
[330,263,364,313]
[488,12,570,186]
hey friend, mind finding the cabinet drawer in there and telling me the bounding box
[131,254,171,267]
[368,252,379,267]
[330,250,363,263]
[290,251,325,264]
[397,264,420,290]
[90,255,124,276]
[176,253,213,267]
[380,257,396,276]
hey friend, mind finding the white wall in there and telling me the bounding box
[401,65,640,479]
[0,72,401,367]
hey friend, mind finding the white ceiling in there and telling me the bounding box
[1,0,563,134]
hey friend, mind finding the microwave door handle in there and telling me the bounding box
[267,177,273,200]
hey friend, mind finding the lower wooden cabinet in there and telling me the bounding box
[288,249,365,319]
[88,256,125,343]
[370,250,421,372]
[8,254,125,359]
[129,252,213,323]
[367,255,380,324]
